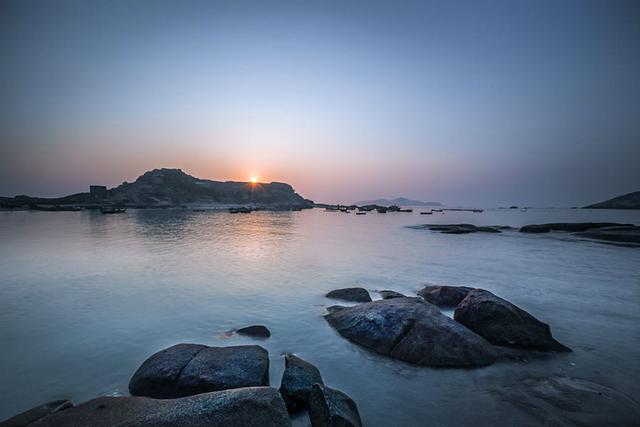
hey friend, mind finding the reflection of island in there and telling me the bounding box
[0,168,313,210]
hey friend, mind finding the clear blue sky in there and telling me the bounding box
[1,0,638,206]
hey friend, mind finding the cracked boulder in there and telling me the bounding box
[454,289,571,352]
[324,297,496,367]
[128,344,269,399]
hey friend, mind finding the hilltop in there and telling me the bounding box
[584,191,640,210]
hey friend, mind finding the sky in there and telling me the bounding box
[1,0,639,206]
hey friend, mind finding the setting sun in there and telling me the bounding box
[250,176,258,183]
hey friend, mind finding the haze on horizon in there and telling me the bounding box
[1,0,639,207]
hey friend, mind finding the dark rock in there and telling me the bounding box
[378,290,405,299]
[325,297,496,367]
[29,387,291,427]
[454,289,570,352]
[519,222,630,233]
[409,224,502,234]
[308,384,362,427]
[417,285,474,307]
[279,354,324,413]
[237,325,271,338]
[575,225,640,244]
[326,288,372,303]
[584,190,640,209]
[0,400,73,427]
[129,344,269,398]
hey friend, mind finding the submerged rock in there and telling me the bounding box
[308,384,362,427]
[236,325,271,338]
[519,222,630,233]
[279,354,324,413]
[378,290,405,299]
[326,288,372,303]
[454,289,570,352]
[417,285,474,307]
[325,297,496,367]
[410,224,502,234]
[28,387,291,427]
[128,344,269,398]
[574,225,640,244]
[0,400,73,427]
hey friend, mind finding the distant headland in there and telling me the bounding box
[584,191,640,210]
[354,197,442,207]
[0,168,314,210]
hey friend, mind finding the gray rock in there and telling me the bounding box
[417,285,474,307]
[279,354,324,413]
[308,384,362,427]
[326,288,371,303]
[519,222,629,233]
[0,400,73,427]
[575,225,640,244]
[237,325,271,338]
[129,344,269,398]
[29,387,291,427]
[325,297,496,367]
[454,289,570,352]
[378,290,405,299]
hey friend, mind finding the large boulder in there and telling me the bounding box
[308,384,362,427]
[454,289,570,351]
[0,400,73,427]
[325,297,496,367]
[129,344,269,398]
[29,387,291,427]
[417,285,474,307]
[326,288,371,303]
[279,354,324,413]
[236,325,271,338]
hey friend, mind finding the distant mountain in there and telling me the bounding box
[0,168,313,209]
[584,191,640,210]
[355,197,442,207]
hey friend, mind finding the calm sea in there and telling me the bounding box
[1,208,639,425]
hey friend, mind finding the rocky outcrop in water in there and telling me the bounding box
[454,289,570,352]
[325,297,496,367]
[417,285,474,307]
[279,354,324,413]
[519,222,629,233]
[128,344,269,398]
[575,225,640,244]
[584,190,640,209]
[28,388,291,427]
[236,325,271,338]
[409,224,503,234]
[326,288,372,303]
[308,384,362,427]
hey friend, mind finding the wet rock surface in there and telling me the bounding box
[325,297,497,367]
[28,387,291,427]
[378,290,405,299]
[417,285,474,307]
[0,400,73,427]
[308,384,362,427]
[454,289,570,352]
[326,288,372,303]
[279,354,324,413]
[236,325,271,338]
[574,225,640,244]
[409,224,503,234]
[519,222,630,233]
[128,344,269,398]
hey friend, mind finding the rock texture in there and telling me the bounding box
[454,289,570,351]
[575,225,640,244]
[519,222,629,233]
[326,288,372,303]
[378,290,405,299]
[0,400,73,427]
[28,387,291,427]
[236,325,271,338]
[325,297,496,367]
[279,354,324,413]
[584,190,640,209]
[128,344,269,398]
[409,224,502,234]
[308,384,362,427]
[417,285,474,307]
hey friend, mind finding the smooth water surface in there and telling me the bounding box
[1,208,639,425]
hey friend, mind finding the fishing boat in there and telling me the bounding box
[100,207,126,214]
[420,211,433,215]
[356,212,366,215]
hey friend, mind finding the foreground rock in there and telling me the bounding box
[279,354,324,413]
[454,289,570,351]
[236,325,271,338]
[519,222,629,233]
[417,285,474,307]
[378,290,405,299]
[308,384,362,427]
[409,224,502,234]
[325,297,496,367]
[28,387,291,427]
[1,400,73,427]
[575,225,640,244]
[129,344,269,398]
[326,288,372,303]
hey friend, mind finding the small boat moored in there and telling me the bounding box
[100,207,126,214]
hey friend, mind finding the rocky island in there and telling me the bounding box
[0,168,313,211]
[584,190,640,209]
